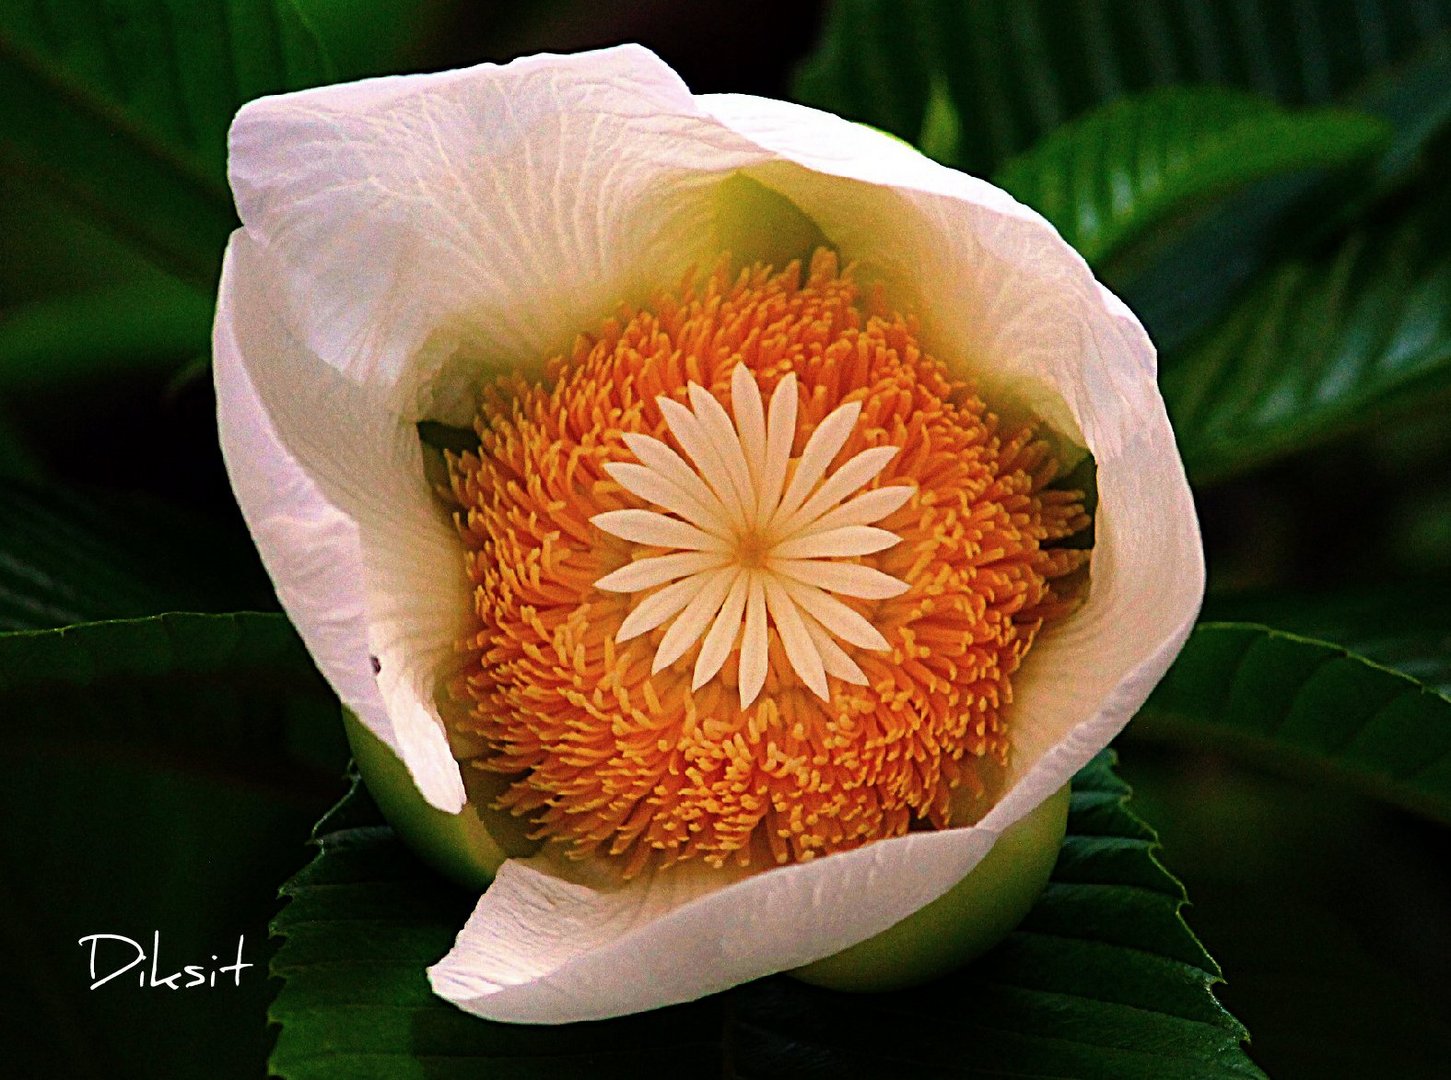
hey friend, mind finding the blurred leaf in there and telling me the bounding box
[1201,583,1451,696]
[293,0,443,79]
[0,279,212,389]
[994,87,1387,266]
[0,477,274,630]
[796,2,1451,357]
[1119,748,1451,1080]
[268,752,1260,1080]
[0,611,346,779]
[1162,194,1451,482]
[1136,612,1451,826]
[0,0,334,286]
[0,609,346,1079]
[795,0,1451,176]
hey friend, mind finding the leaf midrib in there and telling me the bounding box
[0,25,232,204]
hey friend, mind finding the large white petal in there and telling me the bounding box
[227,46,759,421]
[215,235,469,813]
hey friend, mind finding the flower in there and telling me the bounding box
[214,45,1203,1024]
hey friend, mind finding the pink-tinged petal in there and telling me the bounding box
[770,399,861,526]
[729,363,768,500]
[777,578,890,653]
[774,445,899,535]
[615,576,707,643]
[602,463,722,532]
[802,484,914,532]
[651,568,738,674]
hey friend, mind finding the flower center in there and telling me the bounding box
[444,251,1090,878]
[588,363,912,709]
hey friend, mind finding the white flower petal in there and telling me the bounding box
[228,46,750,413]
[431,812,1006,1025]
[590,510,729,552]
[215,235,468,814]
[738,573,769,709]
[693,571,751,690]
[777,578,891,653]
[593,551,728,594]
[603,462,724,534]
[773,445,899,536]
[657,397,750,529]
[651,568,739,674]
[770,399,862,527]
[769,525,900,560]
[762,576,829,701]
[771,559,912,601]
[802,484,915,532]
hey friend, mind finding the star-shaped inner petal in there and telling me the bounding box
[592,365,913,709]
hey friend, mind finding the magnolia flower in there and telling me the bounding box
[215,46,1202,1024]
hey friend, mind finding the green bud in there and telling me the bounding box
[344,710,510,890]
[791,784,1069,991]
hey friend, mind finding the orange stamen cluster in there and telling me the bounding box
[446,250,1089,877]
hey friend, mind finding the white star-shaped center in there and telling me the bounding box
[591,365,913,709]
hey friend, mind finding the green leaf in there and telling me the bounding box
[1120,749,1451,1080]
[1161,194,1451,482]
[268,752,1261,1079]
[0,610,346,1079]
[0,279,212,389]
[1135,608,1451,826]
[0,477,274,630]
[0,0,334,286]
[993,87,1387,266]
[0,611,346,778]
[794,0,1451,177]
[795,3,1451,355]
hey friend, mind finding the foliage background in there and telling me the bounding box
[1,1,1448,1077]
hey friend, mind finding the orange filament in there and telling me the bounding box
[445,250,1089,877]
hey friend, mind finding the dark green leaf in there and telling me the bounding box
[0,611,346,779]
[293,0,442,80]
[0,0,334,285]
[1120,748,1451,1080]
[269,752,1260,1079]
[0,279,212,389]
[794,0,1451,177]
[0,477,274,630]
[1161,195,1451,482]
[0,609,346,1078]
[994,87,1387,266]
[795,2,1451,355]
[1135,612,1451,826]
